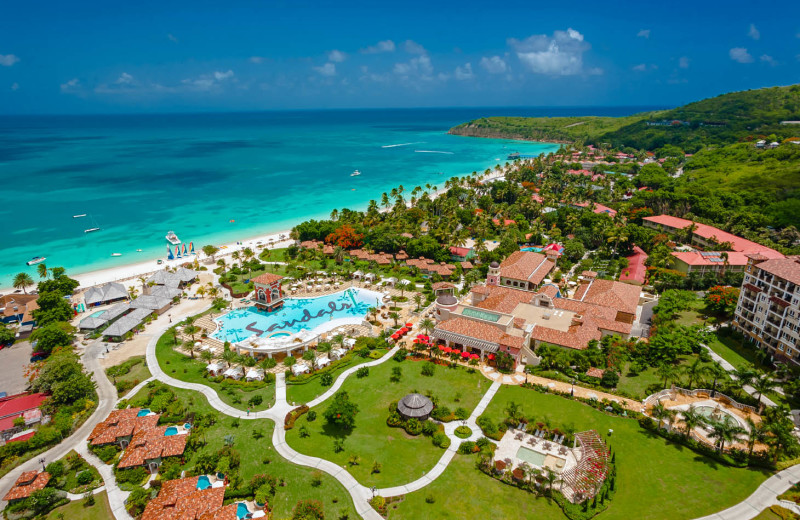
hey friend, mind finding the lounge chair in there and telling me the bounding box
[543,442,552,451]
[558,447,568,456]
[515,432,524,441]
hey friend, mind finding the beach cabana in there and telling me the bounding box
[206,362,225,377]
[292,363,310,376]
[330,347,347,361]
[314,355,331,369]
[83,282,129,307]
[365,273,377,282]
[223,366,244,380]
[343,338,356,349]
[352,270,364,280]
[245,367,265,382]
[384,277,398,287]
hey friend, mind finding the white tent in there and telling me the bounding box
[206,362,225,376]
[385,277,398,287]
[352,270,364,279]
[330,347,347,361]
[223,366,244,380]
[314,355,331,369]
[343,338,356,349]
[292,362,310,376]
[245,367,265,381]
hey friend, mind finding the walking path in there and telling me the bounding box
[701,343,777,408]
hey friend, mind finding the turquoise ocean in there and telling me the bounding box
[0,107,653,287]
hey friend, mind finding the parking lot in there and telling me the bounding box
[0,341,33,396]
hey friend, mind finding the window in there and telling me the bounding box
[778,344,785,351]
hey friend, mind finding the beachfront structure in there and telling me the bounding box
[79,302,131,331]
[83,282,129,307]
[146,267,198,289]
[642,215,783,274]
[0,294,38,325]
[487,251,555,292]
[102,308,154,340]
[3,471,51,502]
[433,255,641,365]
[141,476,237,520]
[252,273,284,312]
[734,255,800,365]
[129,294,172,314]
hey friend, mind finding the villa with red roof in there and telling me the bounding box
[572,202,617,218]
[643,215,783,274]
[3,471,50,502]
[620,245,648,285]
[432,253,642,366]
[252,272,284,312]
[141,476,241,520]
[0,392,48,439]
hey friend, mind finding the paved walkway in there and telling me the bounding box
[700,343,777,408]
[693,464,800,520]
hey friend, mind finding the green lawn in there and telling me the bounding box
[286,360,486,487]
[155,329,275,411]
[128,382,359,520]
[286,349,388,405]
[49,451,103,494]
[106,356,152,397]
[616,354,716,399]
[705,332,769,371]
[450,385,769,520]
[42,491,114,520]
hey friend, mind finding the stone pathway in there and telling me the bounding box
[700,343,777,408]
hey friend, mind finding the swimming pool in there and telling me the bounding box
[236,502,249,519]
[516,446,546,467]
[520,247,543,252]
[196,475,211,490]
[164,426,178,436]
[137,409,151,417]
[90,310,106,318]
[212,288,383,342]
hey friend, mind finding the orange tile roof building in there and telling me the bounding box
[141,476,239,520]
[252,272,284,312]
[432,252,642,365]
[3,471,50,501]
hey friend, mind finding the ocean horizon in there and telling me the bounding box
[0,106,658,288]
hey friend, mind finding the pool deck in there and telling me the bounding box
[493,429,577,476]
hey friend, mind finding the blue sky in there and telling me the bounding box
[1,0,798,113]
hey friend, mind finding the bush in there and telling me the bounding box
[320,372,334,386]
[285,405,309,430]
[116,467,147,485]
[421,362,436,377]
[356,366,369,378]
[431,405,452,422]
[45,460,64,478]
[422,420,438,436]
[404,418,423,436]
[425,493,436,504]
[393,349,408,362]
[307,410,317,422]
[247,395,263,407]
[432,432,451,449]
[458,441,478,454]
[455,407,470,420]
[600,371,619,388]
[455,426,472,439]
[77,470,93,485]
[293,499,325,520]
[92,445,119,464]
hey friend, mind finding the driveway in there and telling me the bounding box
[0,340,33,395]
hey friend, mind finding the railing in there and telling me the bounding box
[674,387,758,414]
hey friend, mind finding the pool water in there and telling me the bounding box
[520,247,543,252]
[212,288,382,342]
[516,446,546,467]
[695,406,741,428]
[236,502,249,519]
[164,426,178,436]
[196,475,211,490]
[90,310,106,318]
[137,409,151,417]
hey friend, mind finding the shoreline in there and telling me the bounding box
[0,160,517,294]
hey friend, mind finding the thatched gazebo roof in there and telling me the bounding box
[397,393,433,419]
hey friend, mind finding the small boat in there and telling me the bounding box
[26,256,46,266]
[136,249,143,252]
[84,227,100,233]
[350,170,361,177]
[73,214,87,218]
[111,253,122,257]
[166,231,181,245]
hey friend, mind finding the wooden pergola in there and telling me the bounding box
[561,430,610,503]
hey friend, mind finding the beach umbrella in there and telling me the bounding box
[470,354,479,360]
[487,353,496,361]
[405,323,413,328]
[460,351,470,358]
[451,349,461,355]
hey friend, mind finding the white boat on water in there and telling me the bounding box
[84,227,100,233]
[26,256,46,266]
[73,214,86,218]
[166,231,181,245]
[350,170,361,177]
[111,253,122,257]
[136,249,143,252]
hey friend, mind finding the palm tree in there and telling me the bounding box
[196,286,207,299]
[388,311,400,327]
[36,263,48,279]
[680,405,706,438]
[751,371,779,412]
[420,318,435,336]
[231,251,241,269]
[651,402,675,430]
[334,246,345,265]
[200,350,214,364]
[413,293,423,312]
[706,362,729,395]
[731,366,756,392]
[222,349,237,368]
[12,273,34,294]
[217,258,227,274]
[683,358,705,389]
[744,417,766,458]
[542,467,558,497]
[707,420,745,453]
[504,401,522,422]
[656,363,679,388]
[182,339,198,359]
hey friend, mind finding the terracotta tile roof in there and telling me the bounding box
[586,367,605,378]
[142,477,232,520]
[576,279,640,315]
[755,258,800,286]
[643,215,783,258]
[499,251,554,285]
[432,282,454,290]
[671,251,751,267]
[449,246,472,257]
[0,294,38,320]
[619,245,648,285]
[118,426,187,468]
[436,317,507,345]
[251,272,284,286]
[473,285,536,314]
[581,270,598,278]
[540,285,559,298]
[461,261,474,269]
[88,409,159,445]
[3,471,50,501]
[395,250,409,260]
[530,316,602,350]
[471,285,492,295]
[574,201,617,217]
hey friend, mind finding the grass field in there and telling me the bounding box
[42,491,113,520]
[616,354,716,399]
[414,385,768,520]
[286,359,486,487]
[155,330,275,411]
[106,356,151,397]
[128,382,358,520]
[286,349,388,405]
[705,332,768,371]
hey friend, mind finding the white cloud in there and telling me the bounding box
[748,24,760,40]
[180,70,236,91]
[393,54,433,77]
[328,50,346,63]
[480,55,508,74]
[403,40,427,55]
[314,63,336,76]
[679,56,690,69]
[509,28,594,76]
[760,54,777,66]
[214,70,235,80]
[60,78,80,92]
[632,63,647,71]
[637,29,651,39]
[729,47,754,63]
[0,54,20,67]
[250,56,265,64]
[10,82,18,91]
[116,72,134,84]
[454,63,473,80]
[167,33,179,43]
[360,40,395,54]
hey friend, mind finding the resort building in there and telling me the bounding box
[102,308,154,340]
[643,215,783,273]
[0,392,48,440]
[571,201,617,218]
[405,257,456,278]
[129,294,172,315]
[252,273,284,312]
[2,471,51,502]
[141,475,241,520]
[619,245,648,285]
[78,302,131,331]
[82,282,129,307]
[0,294,38,325]
[88,408,160,448]
[433,253,641,366]
[734,255,800,365]
[449,246,475,262]
[146,267,198,289]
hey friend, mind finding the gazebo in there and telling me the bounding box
[397,393,434,421]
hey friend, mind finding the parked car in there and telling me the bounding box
[30,352,47,362]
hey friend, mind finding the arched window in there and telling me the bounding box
[258,289,266,301]
[270,287,281,301]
